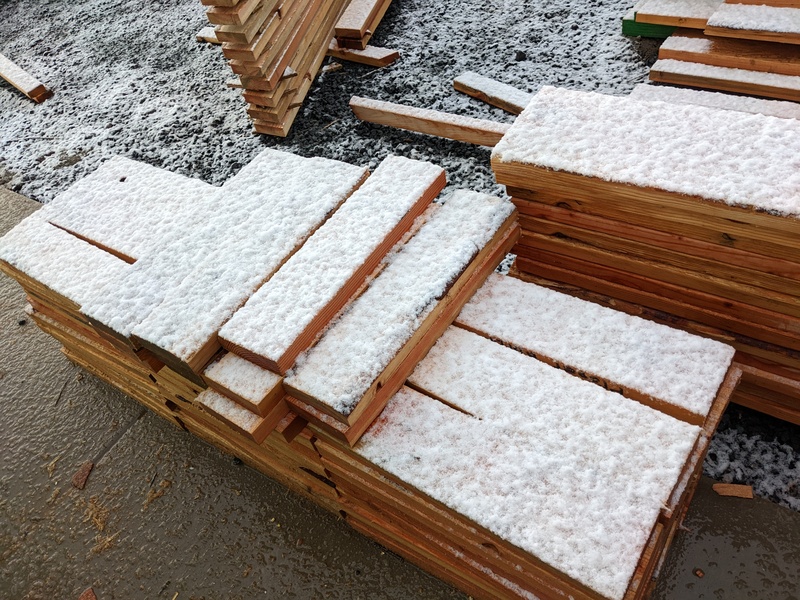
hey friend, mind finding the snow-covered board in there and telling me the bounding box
[0,52,53,103]
[455,273,735,424]
[350,96,511,146]
[629,83,800,119]
[649,57,800,101]
[705,2,800,44]
[634,0,723,29]
[284,190,518,445]
[453,71,533,115]
[219,155,446,374]
[196,388,289,444]
[659,28,800,76]
[203,351,284,416]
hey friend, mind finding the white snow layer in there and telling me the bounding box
[0,211,131,307]
[493,86,800,218]
[707,3,800,34]
[196,388,262,432]
[203,352,282,404]
[361,328,700,600]
[635,0,722,20]
[652,57,800,92]
[91,150,366,360]
[42,156,218,260]
[629,84,800,120]
[454,71,534,113]
[218,155,445,364]
[658,33,714,53]
[285,190,514,416]
[457,273,734,416]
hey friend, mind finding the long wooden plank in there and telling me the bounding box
[659,28,800,76]
[705,3,800,45]
[350,96,510,146]
[453,71,533,115]
[634,0,723,29]
[0,52,52,103]
[650,58,800,101]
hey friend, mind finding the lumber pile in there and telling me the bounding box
[0,52,52,103]
[200,0,350,136]
[0,151,741,598]
[492,85,800,425]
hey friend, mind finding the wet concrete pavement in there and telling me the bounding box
[1,188,798,599]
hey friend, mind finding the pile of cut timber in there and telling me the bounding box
[0,148,741,599]
[201,0,350,135]
[492,85,800,425]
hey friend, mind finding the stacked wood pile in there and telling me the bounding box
[0,149,741,599]
[627,0,800,99]
[492,85,800,425]
[201,0,351,135]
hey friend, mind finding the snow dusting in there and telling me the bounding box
[362,327,700,600]
[493,86,800,218]
[652,57,800,92]
[219,155,444,365]
[285,190,514,416]
[457,273,734,416]
[707,3,800,34]
[196,388,262,432]
[454,71,534,113]
[658,32,714,53]
[203,351,282,404]
[629,83,800,120]
[635,0,722,20]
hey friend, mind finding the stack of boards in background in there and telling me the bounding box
[201,0,350,135]
[0,146,741,599]
[200,0,397,134]
[625,0,800,100]
[493,85,800,425]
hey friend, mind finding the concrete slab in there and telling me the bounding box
[1,190,798,599]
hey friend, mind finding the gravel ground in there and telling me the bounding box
[1,0,797,512]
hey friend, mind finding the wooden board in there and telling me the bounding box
[0,52,52,103]
[327,40,399,67]
[649,59,800,101]
[334,0,384,39]
[634,0,722,29]
[334,0,393,50]
[350,96,511,146]
[206,0,263,26]
[453,72,532,115]
[660,28,800,76]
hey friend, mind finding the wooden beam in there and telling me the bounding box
[0,53,52,103]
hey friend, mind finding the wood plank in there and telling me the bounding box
[705,3,800,45]
[327,40,399,67]
[0,52,52,103]
[634,0,722,29]
[334,0,393,50]
[453,71,532,115]
[196,26,221,44]
[712,483,754,498]
[650,58,800,101]
[215,0,277,44]
[334,0,384,39]
[350,96,510,146]
[206,0,263,26]
[659,28,800,76]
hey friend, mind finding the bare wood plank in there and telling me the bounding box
[350,96,510,146]
[206,0,262,26]
[712,483,754,498]
[327,40,399,67]
[335,0,384,39]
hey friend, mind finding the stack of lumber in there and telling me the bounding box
[650,27,800,101]
[332,0,393,49]
[492,85,800,425]
[0,155,741,597]
[200,0,350,136]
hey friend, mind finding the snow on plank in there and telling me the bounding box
[349,96,511,147]
[196,388,288,443]
[0,52,52,103]
[203,352,284,417]
[705,3,800,44]
[658,28,800,76]
[629,83,800,119]
[129,150,367,379]
[455,273,735,423]
[219,155,446,374]
[634,0,723,28]
[368,327,700,600]
[284,190,517,444]
[492,86,800,218]
[649,57,800,102]
[453,71,533,115]
[0,213,130,312]
[44,157,218,263]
